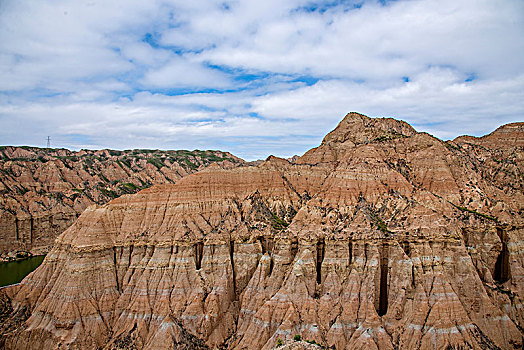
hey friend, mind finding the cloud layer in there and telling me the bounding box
[1,0,523,159]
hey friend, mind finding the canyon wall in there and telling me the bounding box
[0,147,243,258]
[1,113,523,349]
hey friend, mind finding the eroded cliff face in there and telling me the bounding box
[0,147,243,258]
[1,113,523,349]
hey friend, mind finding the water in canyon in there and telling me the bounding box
[0,255,45,287]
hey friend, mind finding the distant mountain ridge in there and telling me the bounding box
[0,146,244,259]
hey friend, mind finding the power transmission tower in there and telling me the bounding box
[46,136,51,148]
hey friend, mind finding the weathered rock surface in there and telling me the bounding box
[0,147,243,259]
[1,112,523,349]
[271,340,324,349]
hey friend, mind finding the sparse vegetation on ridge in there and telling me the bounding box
[450,202,499,222]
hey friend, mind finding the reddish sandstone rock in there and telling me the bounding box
[0,148,244,259]
[1,113,523,349]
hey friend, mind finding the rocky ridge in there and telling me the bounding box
[1,113,523,349]
[0,147,243,259]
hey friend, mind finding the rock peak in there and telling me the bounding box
[261,155,290,168]
[454,121,524,150]
[321,112,417,145]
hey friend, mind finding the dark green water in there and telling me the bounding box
[0,255,45,287]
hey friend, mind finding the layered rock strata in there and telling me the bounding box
[0,147,243,258]
[1,113,523,349]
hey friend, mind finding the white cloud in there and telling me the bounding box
[251,69,524,137]
[201,0,524,81]
[141,57,231,88]
[0,0,523,160]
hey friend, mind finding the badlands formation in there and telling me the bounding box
[1,113,523,349]
[0,147,242,259]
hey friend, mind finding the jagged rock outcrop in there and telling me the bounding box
[1,113,523,349]
[0,147,243,259]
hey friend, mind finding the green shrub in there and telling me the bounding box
[101,188,118,199]
[121,157,132,168]
[276,338,283,347]
[294,335,302,341]
[119,183,138,194]
[369,210,391,234]
[182,158,198,170]
[122,182,137,190]
[444,142,459,151]
[147,157,164,170]
[271,213,289,231]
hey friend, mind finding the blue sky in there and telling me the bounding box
[0,0,523,160]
